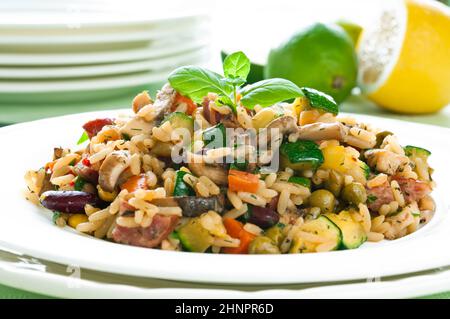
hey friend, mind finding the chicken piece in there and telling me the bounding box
[364,149,409,175]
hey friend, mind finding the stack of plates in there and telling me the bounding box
[0,0,212,106]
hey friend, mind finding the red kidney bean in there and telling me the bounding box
[40,191,101,214]
[246,205,279,229]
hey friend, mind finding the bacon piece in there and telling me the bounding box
[392,176,432,203]
[112,215,179,248]
[366,181,394,212]
[82,118,114,139]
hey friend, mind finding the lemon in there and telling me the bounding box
[265,23,358,104]
[357,0,450,114]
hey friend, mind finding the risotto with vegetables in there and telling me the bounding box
[24,52,435,254]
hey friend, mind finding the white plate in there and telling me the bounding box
[0,0,207,30]
[0,50,210,93]
[0,47,210,79]
[0,38,209,66]
[0,112,449,285]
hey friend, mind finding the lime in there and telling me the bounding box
[336,19,363,46]
[265,23,358,104]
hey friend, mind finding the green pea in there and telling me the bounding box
[341,182,367,205]
[309,189,335,214]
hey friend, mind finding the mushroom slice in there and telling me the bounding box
[152,194,225,217]
[152,83,177,123]
[98,150,131,192]
[119,116,154,138]
[297,122,347,141]
[266,115,298,133]
[186,151,228,186]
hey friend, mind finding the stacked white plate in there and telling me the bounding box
[0,0,212,105]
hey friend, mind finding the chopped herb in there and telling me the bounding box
[131,128,142,131]
[74,177,86,191]
[52,212,61,224]
[77,131,89,145]
[122,133,131,141]
[367,194,378,203]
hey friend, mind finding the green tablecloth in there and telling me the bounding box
[0,93,448,299]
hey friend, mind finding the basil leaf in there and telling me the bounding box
[223,51,250,80]
[301,87,339,115]
[77,131,89,145]
[168,66,233,104]
[240,78,304,109]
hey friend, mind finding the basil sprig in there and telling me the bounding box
[168,51,304,112]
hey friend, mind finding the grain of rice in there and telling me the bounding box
[359,203,371,233]
[205,147,232,161]
[158,207,182,217]
[391,180,405,207]
[367,173,388,188]
[303,170,313,178]
[141,215,153,228]
[183,173,198,187]
[84,204,100,216]
[116,216,140,228]
[50,174,75,186]
[243,223,263,236]
[213,237,240,248]
[161,168,176,180]
[195,181,210,197]
[145,171,158,187]
[271,182,309,196]
[382,135,405,155]
[199,176,220,195]
[371,215,385,230]
[373,222,391,234]
[236,106,253,129]
[152,125,171,142]
[238,192,266,207]
[338,116,357,126]
[265,173,277,188]
[277,189,290,215]
[227,190,243,210]
[88,208,110,222]
[223,204,248,219]
[89,146,114,164]
[76,222,96,232]
[134,209,144,224]
[164,177,174,196]
[129,153,141,175]
[257,188,278,199]
[367,232,384,242]
[94,215,115,238]
[414,157,429,181]
[106,219,117,239]
[52,153,79,171]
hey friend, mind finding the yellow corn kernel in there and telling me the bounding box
[97,185,118,202]
[68,214,89,229]
[292,97,310,116]
[299,109,320,126]
[252,107,277,129]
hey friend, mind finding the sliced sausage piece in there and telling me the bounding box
[392,176,432,203]
[82,118,114,139]
[74,161,99,184]
[366,181,394,212]
[112,214,179,248]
